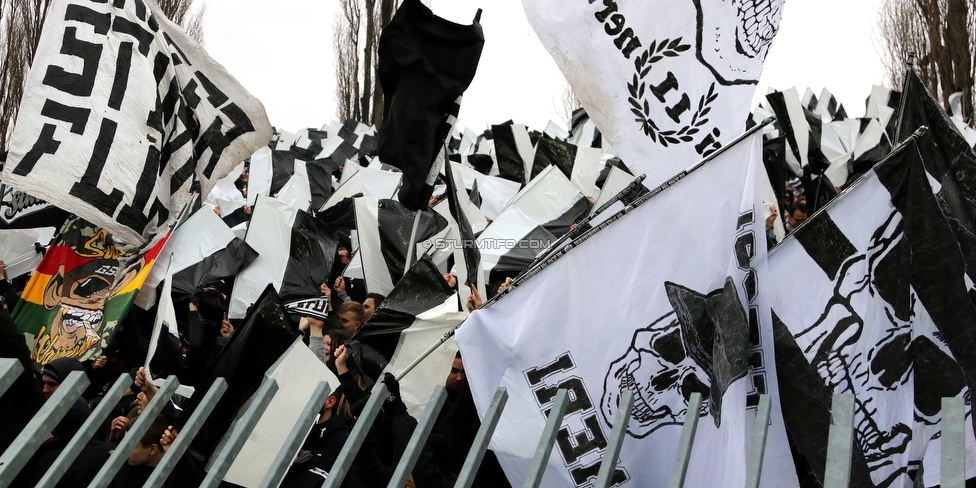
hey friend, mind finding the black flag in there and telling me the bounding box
[375,0,484,210]
[895,68,976,280]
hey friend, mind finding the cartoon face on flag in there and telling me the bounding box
[694,0,783,84]
[523,0,784,188]
[15,218,164,362]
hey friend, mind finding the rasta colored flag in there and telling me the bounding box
[13,217,166,363]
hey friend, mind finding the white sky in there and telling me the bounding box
[202,0,889,133]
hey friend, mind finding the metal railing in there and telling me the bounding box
[0,357,968,487]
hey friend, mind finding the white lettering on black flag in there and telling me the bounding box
[522,0,784,188]
[2,0,272,244]
[457,131,798,487]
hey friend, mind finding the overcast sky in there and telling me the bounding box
[201,0,889,133]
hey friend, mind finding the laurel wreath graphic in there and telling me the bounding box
[626,38,718,147]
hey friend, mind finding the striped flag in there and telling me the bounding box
[353,196,449,295]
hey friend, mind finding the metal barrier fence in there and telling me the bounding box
[0,357,968,487]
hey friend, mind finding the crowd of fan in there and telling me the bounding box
[0,151,821,488]
[0,164,517,488]
[0,240,511,487]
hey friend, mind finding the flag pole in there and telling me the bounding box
[404,210,423,270]
[484,117,778,308]
[892,52,916,144]
[395,118,776,382]
[512,174,647,281]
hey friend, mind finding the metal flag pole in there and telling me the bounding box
[483,116,777,309]
[394,118,776,382]
[892,52,916,144]
[512,174,648,281]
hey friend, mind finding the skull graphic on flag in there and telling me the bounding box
[601,277,751,437]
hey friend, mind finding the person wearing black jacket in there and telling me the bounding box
[334,344,454,488]
[281,384,366,487]
[0,306,44,454]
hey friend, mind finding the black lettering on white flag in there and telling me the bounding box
[1,0,271,244]
[524,0,784,189]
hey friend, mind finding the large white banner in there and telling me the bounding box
[457,131,797,487]
[2,0,272,244]
[523,0,784,188]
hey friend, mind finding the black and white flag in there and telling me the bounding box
[229,195,338,318]
[458,130,797,487]
[359,257,464,417]
[523,0,784,188]
[353,196,449,295]
[768,134,976,487]
[477,166,588,291]
[1,0,272,244]
[442,159,485,301]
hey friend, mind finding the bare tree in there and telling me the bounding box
[0,0,49,153]
[878,0,976,122]
[334,0,400,127]
[156,0,206,44]
[557,82,582,130]
[334,0,362,122]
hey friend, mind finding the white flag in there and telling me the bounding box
[1,0,272,244]
[457,131,797,487]
[523,0,784,188]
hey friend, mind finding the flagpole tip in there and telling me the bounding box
[473,9,482,23]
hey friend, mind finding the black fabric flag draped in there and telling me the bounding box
[171,238,258,298]
[443,159,481,289]
[532,136,577,181]
[280,210,339,304]
[184,285,298,458]
[375,0,485,210]
[355,256,455,361]
[492,123,530,184]
[895,69,976,281]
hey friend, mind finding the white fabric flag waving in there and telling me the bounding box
[522,0,784,188]
[457,131,797,488]
[2,0,272,244]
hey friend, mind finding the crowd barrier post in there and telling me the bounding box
[323,381,390,488]
[668,391,703,488]
[0,357,24,397]
[823,393,855,488]
[744,394,773,488]
[595,389,635,488]
[0,370,89,485]
[200,376,279,487]
[90,376,180,488]
[145,378,229,488]
[388,385,449,488]
[259,380,332,488]
[523,388,570,488]
[942,396,966,488]
[454,387,509,488]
